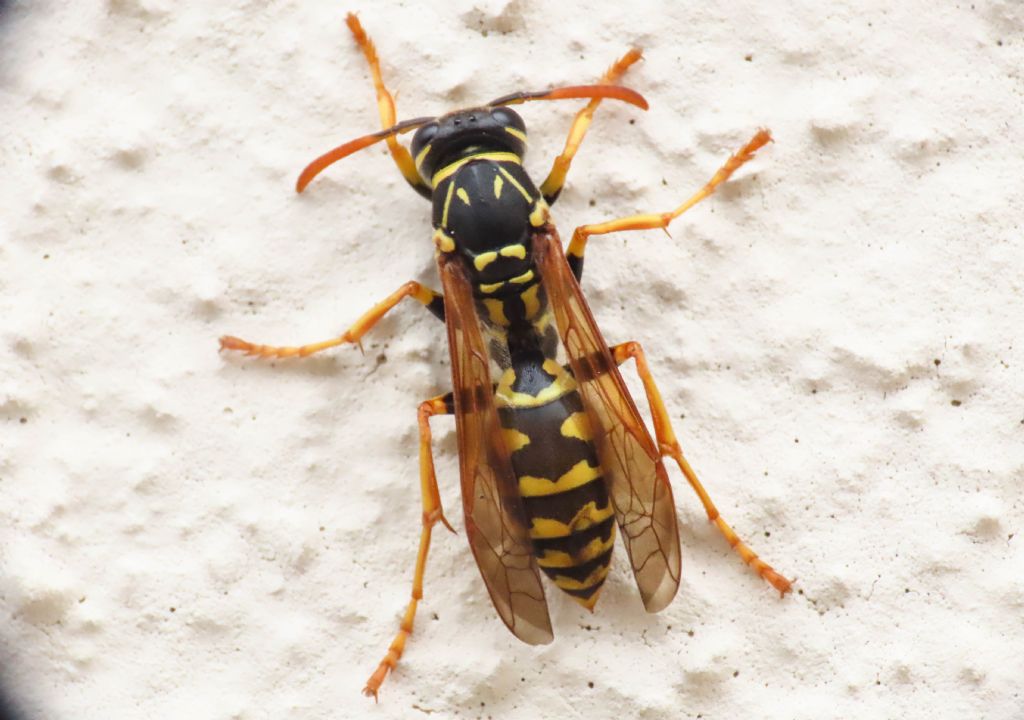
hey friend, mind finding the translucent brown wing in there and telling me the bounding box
[533,228,682,612]
[438,253,554,644]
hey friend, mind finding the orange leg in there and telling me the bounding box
[540,47,643,204]
[611,341,792,596]
[567,129,772,272]
[219,281,442,359]
[364,394,454,699]
[345,13,431,197]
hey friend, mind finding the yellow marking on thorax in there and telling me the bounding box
[478,280,504,294]
[553,563,610,591]
[432,152,521,187]
[519,459,601,497]
[504,126,528,143]
[560,412,593,442]
[528,501,615,539]
[520,284,541,319]
[494,362,576,409]
[493,175,504,199]
[502,427,531,452]
[536,532,616,569]
[497,165,533,202]
[482,298,509,326]
[474,251,498,271]
[440,181,456,229]
[456,187,471,206]
[475,245,525,274]
[433,228,455,253]
[510,269,534,284]
[529,199,549,227]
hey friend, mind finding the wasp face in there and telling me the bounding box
[411,106,527,183]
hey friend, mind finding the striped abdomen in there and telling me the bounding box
[495,357,616,610]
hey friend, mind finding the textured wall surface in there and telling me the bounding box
[2,1,1022,718]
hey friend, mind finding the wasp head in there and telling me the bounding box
[411,106,527,184]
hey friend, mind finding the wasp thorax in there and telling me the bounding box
[412,106,527,181]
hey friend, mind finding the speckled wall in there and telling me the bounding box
[1,1,1022,718]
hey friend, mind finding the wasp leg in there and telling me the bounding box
[611,341,792,596]
[364,393,454,699]
[539,48,643,205]
[219,281,444,359]
[566,129,771,279]
[345,13,432,199]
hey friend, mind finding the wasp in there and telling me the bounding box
[221,14,792,699]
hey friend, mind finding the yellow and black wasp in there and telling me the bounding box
[221,14,792,699]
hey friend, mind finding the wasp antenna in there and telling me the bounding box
[487,84,649,111]
[296,115,434,192]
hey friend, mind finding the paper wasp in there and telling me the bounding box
[220,14,792,699]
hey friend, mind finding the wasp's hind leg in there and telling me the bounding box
[220,281,443,359]
[364,392,455,699]
[540,48,643,205]
[345,13,431,198]
[610,341,792,596]
[566,130,771,279]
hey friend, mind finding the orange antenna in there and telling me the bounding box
[296,85,647,193]
[296,115,434,192]
[487,84,648,111]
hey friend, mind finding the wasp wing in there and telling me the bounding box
[533,228,682,612]
[438,254,554,644]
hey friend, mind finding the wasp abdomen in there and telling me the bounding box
[495,353,616,610]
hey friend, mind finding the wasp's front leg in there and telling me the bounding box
[540,47,643,205]
[344,13,432,198]
[220,281,444,359]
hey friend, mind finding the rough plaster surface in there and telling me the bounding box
[1,1,1022,718]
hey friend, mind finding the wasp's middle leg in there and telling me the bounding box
[610,341,792,596]
[363,392,455,699]
[220,281,444,359]
[566,129,771,279]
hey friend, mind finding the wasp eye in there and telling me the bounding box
[413,122,439,147]
[490,107,524,131]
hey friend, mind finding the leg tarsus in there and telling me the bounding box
[219,281,443,361]
[612,341,792,596]
[218,332,355,359]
